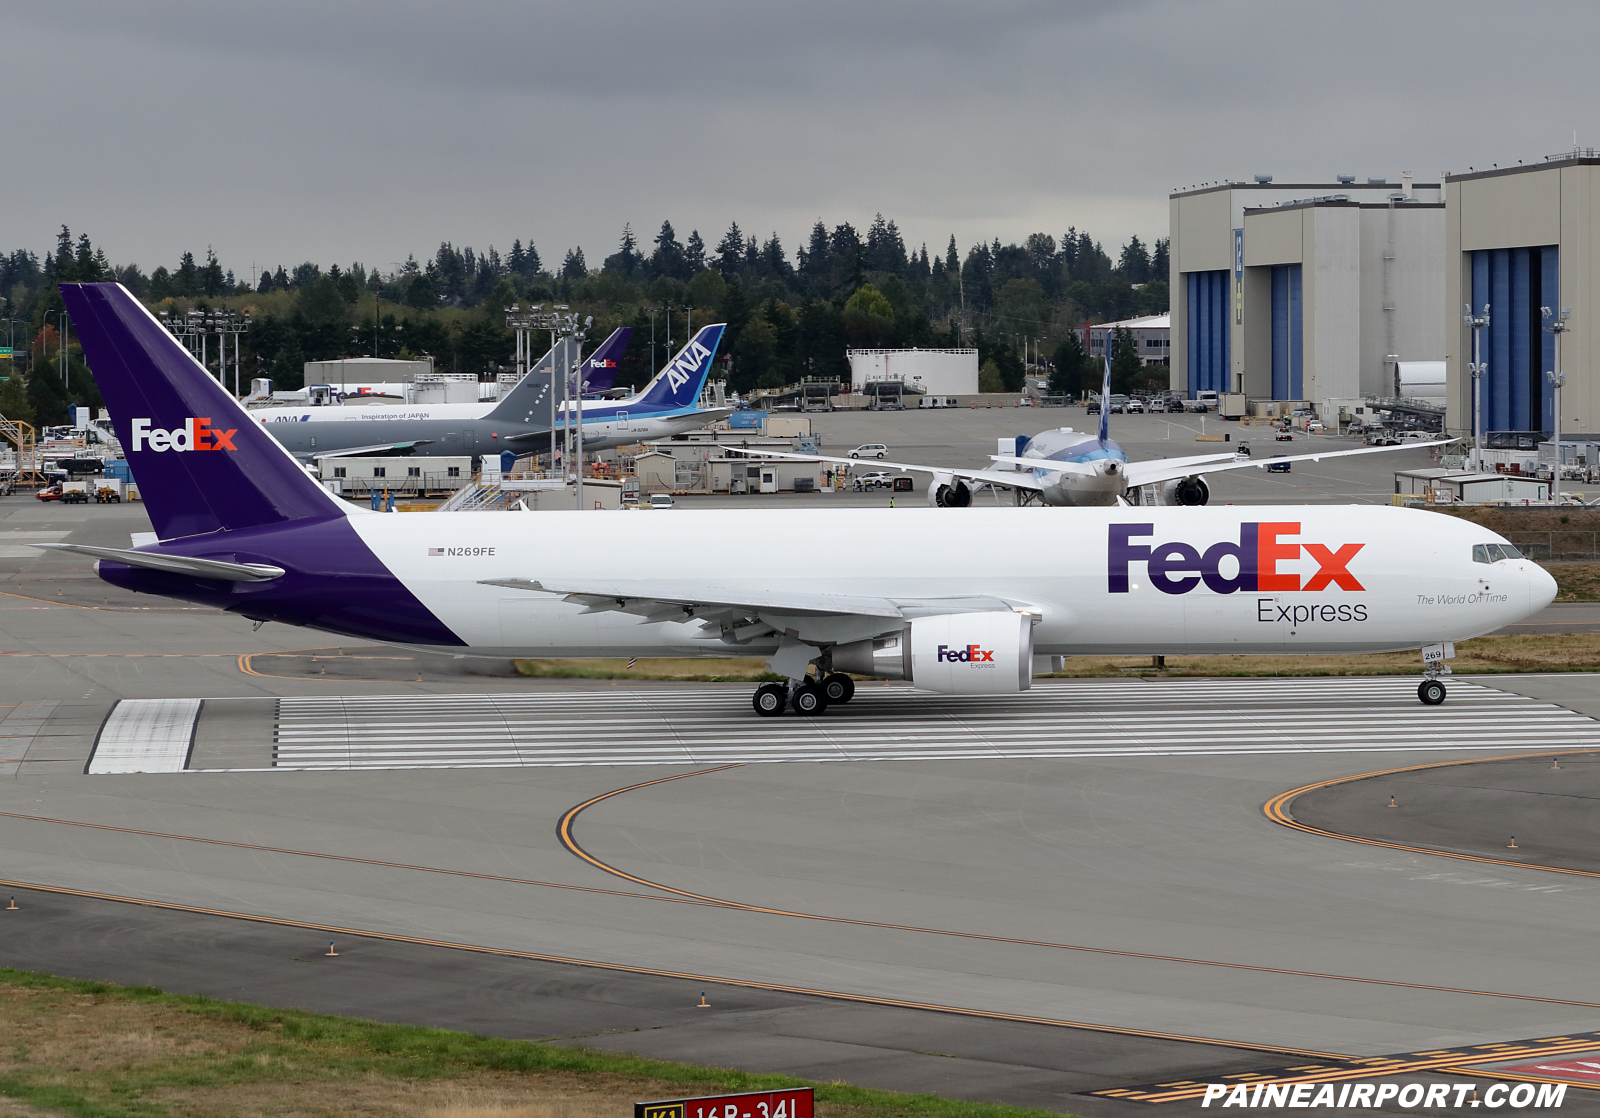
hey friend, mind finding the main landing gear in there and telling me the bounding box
[751,673,856,717]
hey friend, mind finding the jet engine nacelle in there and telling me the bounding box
[1161,475,1210,506]
[927,473,972,507]
[836,613,1033,694]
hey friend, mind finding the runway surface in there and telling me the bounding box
[11,496,1600,1113]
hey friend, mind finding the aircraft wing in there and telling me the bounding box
[481,578,1019,650]
[30,543,285,582]
[482,577,903,620]
[712,443,1056,491]
[1120,440,1456,488]
[304,440,434,461]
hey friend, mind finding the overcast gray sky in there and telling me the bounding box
[7,0,1598,278]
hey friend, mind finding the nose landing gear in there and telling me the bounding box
[1417,641,1454,705]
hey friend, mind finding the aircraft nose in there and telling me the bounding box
[1528,561,1558,610]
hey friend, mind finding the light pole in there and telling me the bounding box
[1544,306,1572,504]
[1464,304,1490,470]
[643,305,661,377]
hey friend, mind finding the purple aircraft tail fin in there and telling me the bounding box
[578,326,632,393]
[59,283,346,540]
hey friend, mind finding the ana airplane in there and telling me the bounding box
[752,357,1446,507]
[533,323,731,453]
[250,325,727,463]
[40,283,1554,717]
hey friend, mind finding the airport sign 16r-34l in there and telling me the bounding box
[635,1088,814,1118]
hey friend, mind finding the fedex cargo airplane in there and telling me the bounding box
[752,356,1443,507]
[41,284,1555,715]
[249,324,727,462]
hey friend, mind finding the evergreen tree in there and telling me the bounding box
[685,230,707,273]
[1050,332,1089,398]
[1110,326,1142,393]
[604,224,642,277]
[0,370,34,424]
[649,221,688,281]
[175,252,200,296]
[561,247,587,281]
[715,222,744,278]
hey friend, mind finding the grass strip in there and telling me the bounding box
[0,968,1075,1118]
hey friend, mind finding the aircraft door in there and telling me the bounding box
[617,411,628,431]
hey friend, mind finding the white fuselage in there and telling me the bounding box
[350,505,1554,660]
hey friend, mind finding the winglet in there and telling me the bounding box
[1098,333,1112,445]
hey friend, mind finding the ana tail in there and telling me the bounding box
[634,324,726,411]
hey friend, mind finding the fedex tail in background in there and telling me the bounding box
[58,283,346,540]
[634,324,726,411]
[579,327,632,393]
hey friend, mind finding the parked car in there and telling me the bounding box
[35,485,63,502]
[854,471,893,490]
[621,492,641,507]
[1266,455,1292,473]
[1107,394,1130,413]
[1306,420,1325,433]
[1085,399,1102,415]
[1126,398,1145,414]
[1275,430,1294,442]
[850,444,888,459]
[1165,397,1187,413]
[649,494,675,510]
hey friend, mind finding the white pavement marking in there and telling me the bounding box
[258,679,1600,770]
[88,698,202,774]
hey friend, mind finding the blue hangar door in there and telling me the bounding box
[1186,270,1229,399]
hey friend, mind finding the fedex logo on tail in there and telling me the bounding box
[130,417,239,453]
[938,644,994,663]
[1109,522,1364,595]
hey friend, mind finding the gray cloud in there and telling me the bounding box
[5,0,1599,276]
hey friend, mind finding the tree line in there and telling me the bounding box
[0,219,1169,427]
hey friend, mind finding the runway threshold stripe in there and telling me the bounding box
[0,874,1344,1061]
[2,782,1597,1013]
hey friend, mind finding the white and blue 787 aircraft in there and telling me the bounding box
[752,356,1446,507]
[38,284,1552,716]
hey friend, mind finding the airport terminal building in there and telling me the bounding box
[1169,176,1444,411]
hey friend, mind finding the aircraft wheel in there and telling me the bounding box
[790,683,828,716]
[752,683,788,717]
[822,673,855,704]
[1418,679,1446,706]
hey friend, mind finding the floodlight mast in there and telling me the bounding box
[1543,306,1572,505]
[1464,304,1490,470]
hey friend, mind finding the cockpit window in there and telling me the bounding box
[1474,543,1524,563]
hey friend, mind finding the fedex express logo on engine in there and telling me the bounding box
[130,417,238,453]
[938,644,994,663]
[1109,522,1363,595]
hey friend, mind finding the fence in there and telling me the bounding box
[1502,532,1600,560]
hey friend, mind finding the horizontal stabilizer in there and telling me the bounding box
[31,542,285,582]
[309,440,434,461]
